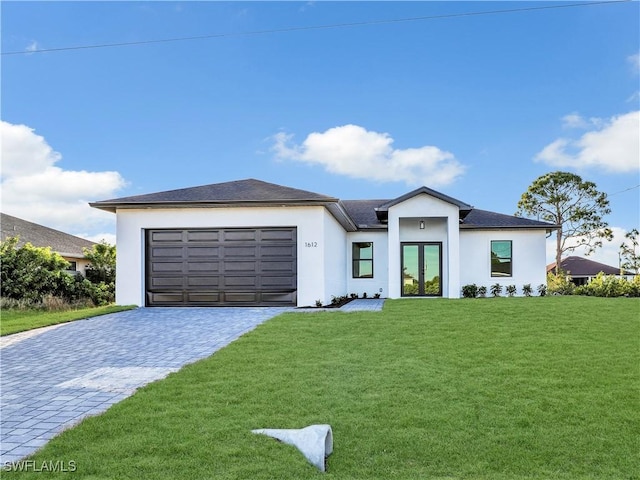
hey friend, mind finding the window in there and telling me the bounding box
[66,261,77,272]
[352,242,373,278]
[491,240,512,277]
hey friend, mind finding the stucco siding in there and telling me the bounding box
[321,210,348,305]
[459,229,548,294]
[114,206,330,307]
[346,231,388,298]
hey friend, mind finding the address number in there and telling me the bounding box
[305,242,318,248]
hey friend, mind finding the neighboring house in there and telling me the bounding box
[90,178,557,307]
[1,213,96,275]
[547,256,635,286]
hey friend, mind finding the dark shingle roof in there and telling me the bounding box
[90,178,557,232]
[461,209,556,229]
[91,178,337,212]
[547,256,633,276]
[1,213,96,258]
[341,200,388,229]
[341,203,556,230]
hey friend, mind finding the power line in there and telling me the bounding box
[2,0,631,56]
[608,184,640,197]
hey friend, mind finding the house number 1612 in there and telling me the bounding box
[305,242,318,248]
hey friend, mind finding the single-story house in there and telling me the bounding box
[547,256,635,286]
[1,212,96,275]
[90,178,557,307]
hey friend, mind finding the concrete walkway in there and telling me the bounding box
[0,299,384,465]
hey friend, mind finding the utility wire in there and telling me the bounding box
[608,184,640,197]
[2,0,631,56]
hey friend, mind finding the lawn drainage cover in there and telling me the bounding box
[252,424,333,472]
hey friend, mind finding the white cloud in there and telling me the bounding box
[26,40,40,53]
[535,111,640,173]
[0,121,126,236]
[561,113,603,130]
[271,124,465,187]
[79,232,117,245]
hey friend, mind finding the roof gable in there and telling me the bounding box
[1,213,96,258]
[373,186,473,223]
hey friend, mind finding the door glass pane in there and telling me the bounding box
[402,245,419,296]
[424,244,441,295]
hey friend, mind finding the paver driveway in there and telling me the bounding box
[0,307,289,465]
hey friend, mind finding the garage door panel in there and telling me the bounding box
[151,262,184,273]
[151,231,183,242]
[187,246,220,257]
[261,276,296,288]
[187,261,219,272]
[151,247,183,257]
[187,276,220,287]
[148,292,184,304]
[224,261,257,272]
[260,229,296,241]
[223,230,258,242]
[261,260,295,272]
[224,292,258,303]
[187,231,219,242]
[224,246,257,257]
[223,276,258,287]
[261,292,296,303]
[187,292,220,303]
[260,245,296,257]
[151,277,184,287]
[146,227,296,306]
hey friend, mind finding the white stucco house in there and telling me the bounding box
[90,178,557,307]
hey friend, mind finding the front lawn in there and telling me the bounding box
[4,297,638,479]
[0,305,136,336]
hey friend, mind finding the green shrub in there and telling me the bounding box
[574,272,639,298]
[477,286,487,298]
[0,237,70,302]
[547,271,575,296]
[0,236,115,307]
[462,284,478,298]
[506,285,517,297]
[522,284,533,297]
[490,283,503,297]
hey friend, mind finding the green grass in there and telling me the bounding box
[0,305,136,336]
[4,297,639,479]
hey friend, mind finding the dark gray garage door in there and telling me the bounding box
[145,227,297,306]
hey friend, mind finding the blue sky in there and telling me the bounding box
[2,1,638,266]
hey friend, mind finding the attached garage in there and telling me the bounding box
[145,227,297,306]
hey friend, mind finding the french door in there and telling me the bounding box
[401,242,442,297]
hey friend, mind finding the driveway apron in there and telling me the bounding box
[0,307,289,465]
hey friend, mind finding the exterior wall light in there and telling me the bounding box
[419,220,425,230]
